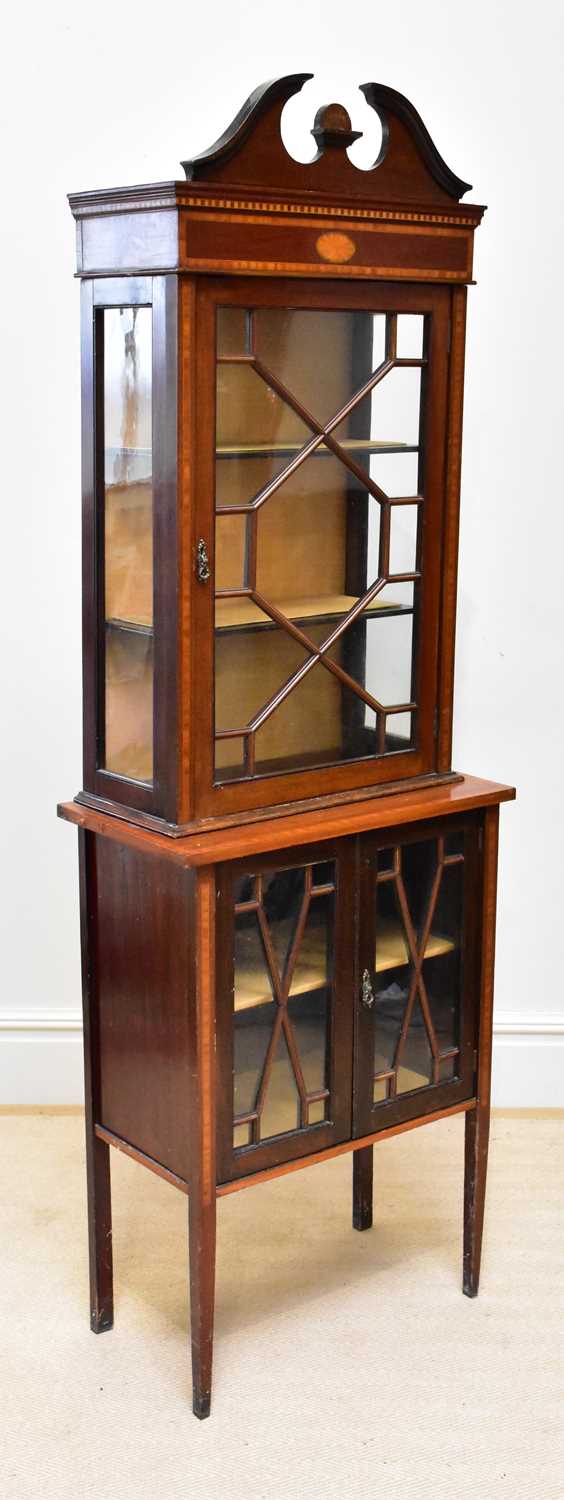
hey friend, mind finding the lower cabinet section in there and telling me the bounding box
[216,814,481,1182]
[66,776,510,1419]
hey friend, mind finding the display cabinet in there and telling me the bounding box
[60,75,515,1418]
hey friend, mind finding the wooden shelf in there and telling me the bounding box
[234,918,454,1013]
[106,617,154,636]
[217,439,415,458]
[216,593,406,632]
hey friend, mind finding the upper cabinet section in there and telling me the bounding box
[72,79,482,833]
[69,75,484,286]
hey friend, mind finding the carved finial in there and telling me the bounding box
[311,103,362,151]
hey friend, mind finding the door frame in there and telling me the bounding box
[192,277,451,820]
[215,837,356,1183]
[353,812,481,1138]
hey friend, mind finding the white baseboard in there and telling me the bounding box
[1,1012,563,1108]
[0,1014,85,1106]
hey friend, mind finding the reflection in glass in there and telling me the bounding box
[103,306,153,781]
[232,862,334,1147]
[371,834,464,1104]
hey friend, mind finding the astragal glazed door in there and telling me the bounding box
[216,840,355,1181]
[354,816,480,1137]
[193,278,451,818]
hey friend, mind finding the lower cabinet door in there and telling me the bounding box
[354,815,480,1137]
[216,840,355,1182]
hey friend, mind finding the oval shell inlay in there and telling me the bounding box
[315,231,356,264]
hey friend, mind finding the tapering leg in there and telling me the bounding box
[463,1103,490,1297]
[463,806,499,1299]
[188,867,218,1418]
[189,1190,216,1419]
[85,1132,114,1331]
[79,827,113,1332]
[353,1145,373,1231]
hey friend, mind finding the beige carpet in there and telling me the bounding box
[1,1112,562,1500]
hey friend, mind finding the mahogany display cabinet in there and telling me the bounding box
[60,75,515,1418]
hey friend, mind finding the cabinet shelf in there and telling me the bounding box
[216,594,409,632]
[234,918,454,1014]
[217,440,416,459]
[106,617,153,636]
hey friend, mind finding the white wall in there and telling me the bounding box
[1,0,563,1105]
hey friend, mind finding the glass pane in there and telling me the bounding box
[215,625,309,739]
[214,305,427,784]
[105,626,153,783]
[333,366,422,450]
[252,660,375,774]
[215,736,247,781]
[259,1029,300,1139]
[254,454,362,609]
[308,1098,328,1124]
[234,873,257,906]
[373,1079,389,1103]
[423,855,464,1054]
[377,846,396,875]
[438,1056,457,1083]
[103,306,153,782]
[217,361,310,452]
[445,830,464,857]
[234,912,274,1011]
[389,505,419,576]
[396,998,433,1094]
[216,451,289,509]
[233,998,276,1118]
[232,863,334,1145]
[233,904,275,1118]
[325,611,414,709]
[261,866,305,978]
[369,450,420,497]
[374,978,405,1073]
[385,712,413,750]
[254,308,386,425]
[215,514,247,591]
[217,307,250,357]
[105,484,152,626]
[396,314,424,359]
[371,835,465,1104]
[287,956,331,1092]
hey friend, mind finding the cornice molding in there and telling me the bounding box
[68,182,484,228]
